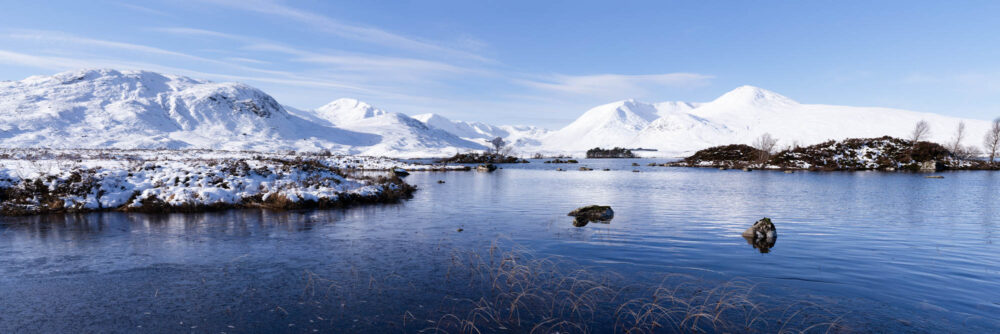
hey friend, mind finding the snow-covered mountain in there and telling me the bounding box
[0,69,486,157]
[540,86,995,156]
[0,69,378,152]
[1,69,994,158]
[289,102,485,157]
[411,113,550,148]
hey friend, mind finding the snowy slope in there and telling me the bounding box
[0,69,378,152]
[313,98,388,125]
[291,101,486,158]
[540,86,994,156]
[540,99,661,152]
[411,113,550,149]
[0,69,487,157]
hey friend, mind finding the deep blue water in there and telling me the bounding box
[1,159,998,332]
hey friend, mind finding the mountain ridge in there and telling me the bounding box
[1,69,994,158]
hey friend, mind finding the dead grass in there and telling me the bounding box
[297,242,848,333]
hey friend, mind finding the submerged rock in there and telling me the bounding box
[742,218,777,253]
[437,180,446,183]
[568,205,614,227]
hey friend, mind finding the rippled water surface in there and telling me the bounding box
[1,159,998,332]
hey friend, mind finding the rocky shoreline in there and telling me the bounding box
[671,136,998,171]
[0,149,463,215]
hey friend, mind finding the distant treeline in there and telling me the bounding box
[586,147,636,158]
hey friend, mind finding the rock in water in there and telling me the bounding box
[742,218,777,253]
[567,205,614,226]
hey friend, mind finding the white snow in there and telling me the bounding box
[411,113,550,149]
[1,69,994,158]
[539,86,995,157]
[0,148,462,213]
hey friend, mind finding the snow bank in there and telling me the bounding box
[0,148,459,215]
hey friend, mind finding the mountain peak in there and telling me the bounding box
[44,68,203,86]
[315,98,387,124]
[711,85,796,107]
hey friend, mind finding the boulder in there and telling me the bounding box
[568,205,614,226]
[742,218,777,253]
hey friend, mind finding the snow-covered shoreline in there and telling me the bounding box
[0,148,465,215]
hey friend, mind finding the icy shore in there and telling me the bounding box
[0,149,463,215]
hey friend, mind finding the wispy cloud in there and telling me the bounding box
[517,73,714,98]
[110,2,172,17]
[0,49,374,93]
[194,0,490,62]
[151,27,252,42]
[155,28,485,78]
[903,72,1000,92]
[224,57,270,65]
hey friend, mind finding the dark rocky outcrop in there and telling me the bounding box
[586,147,636,158]
[438,153,528,164]
[568,205,614,227]
[742,218,777,253]
[674,136,998,171]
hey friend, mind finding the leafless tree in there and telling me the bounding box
[985,118,1000,163]
[489,136,506,155]
[910,120,931,143]
[752,133,778,166]
[949,121,966,153]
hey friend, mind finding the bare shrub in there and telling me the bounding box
[910,120,931,143]
[985,118,1000,163]
[752,133,778,166]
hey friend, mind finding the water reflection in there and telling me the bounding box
[744,235,777,253]
[572,217,612,227]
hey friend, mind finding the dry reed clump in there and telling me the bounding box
[296,243,847,333]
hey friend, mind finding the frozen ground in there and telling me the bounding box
[0,148,463,214]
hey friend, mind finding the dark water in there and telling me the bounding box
[1,159,999,332]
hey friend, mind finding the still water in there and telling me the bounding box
[1,159,998,332]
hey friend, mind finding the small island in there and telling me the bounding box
[586,147,637,158]
[436,137,529,163]
[674,136,999,171]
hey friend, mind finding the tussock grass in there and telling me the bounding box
[298,242,847,333]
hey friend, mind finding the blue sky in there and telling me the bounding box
[1,0,999,128]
